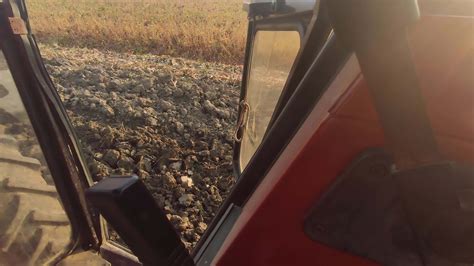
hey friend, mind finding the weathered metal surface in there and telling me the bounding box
[8,17,27,35]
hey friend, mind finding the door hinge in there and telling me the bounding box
[8,17,28,35]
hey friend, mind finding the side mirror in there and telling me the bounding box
[86,176,194,266]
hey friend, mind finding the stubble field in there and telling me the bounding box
[28,0,247,64]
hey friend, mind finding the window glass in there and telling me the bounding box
[0,50,72,265]
[26,0,245,251]
[240,30,300,170]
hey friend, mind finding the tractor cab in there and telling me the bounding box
[0,0,472,265]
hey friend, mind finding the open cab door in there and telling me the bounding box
[233,0,326,174]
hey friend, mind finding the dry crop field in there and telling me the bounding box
[28,0,248,64]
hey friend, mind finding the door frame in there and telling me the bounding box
[0,0,100,257]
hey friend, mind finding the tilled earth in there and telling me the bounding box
[40,45,242,249]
